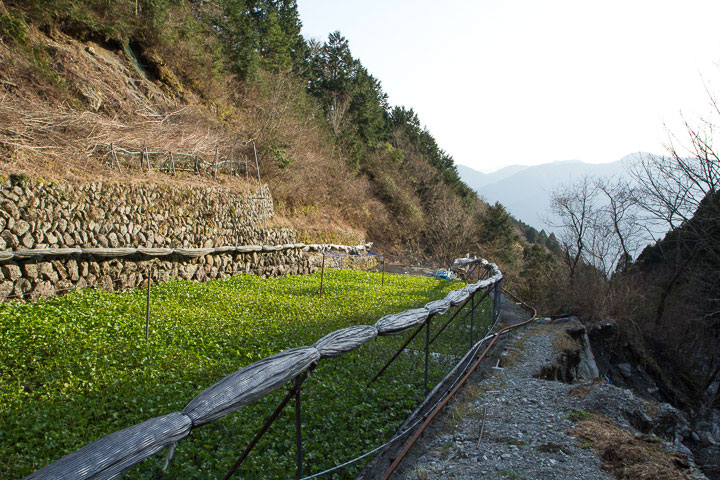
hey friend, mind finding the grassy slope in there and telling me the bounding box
[0,270,493,479]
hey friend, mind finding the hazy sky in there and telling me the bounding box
[298,1,720,173]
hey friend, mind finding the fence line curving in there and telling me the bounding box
[23,255,502,480]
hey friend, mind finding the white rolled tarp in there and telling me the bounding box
[136,247,173,256]
[173,248,214,258]
[375,308,430,335]
[236,245,262,253]
[13,248,83,259]
[313,325,378,358]
[423,298,452,316]
[0,241,374,264]
[182,346,321,427]
[25,412,192,480]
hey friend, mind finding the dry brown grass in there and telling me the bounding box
[0,26,386,242]
[571,414,692,480]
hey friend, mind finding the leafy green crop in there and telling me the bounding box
[0,269,492,479]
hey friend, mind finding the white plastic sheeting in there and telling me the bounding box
[183,347,321,427]
[25,413,192,480]
[374,308,430,335]
[313,325,379,358]
[24,256,500,480]
[0,243,374,263]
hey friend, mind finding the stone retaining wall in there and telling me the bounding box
[0,178,315,300]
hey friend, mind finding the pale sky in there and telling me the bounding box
[298,0,720,173]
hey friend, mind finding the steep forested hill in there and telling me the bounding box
[0,0,557,282]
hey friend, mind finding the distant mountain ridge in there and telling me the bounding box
[458,153,649,232]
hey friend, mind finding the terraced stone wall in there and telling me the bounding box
[0,179,314,300]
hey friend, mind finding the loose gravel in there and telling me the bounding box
[399,320,707,480]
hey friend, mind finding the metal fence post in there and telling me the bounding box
[491,283,497,325]
[424,314,432,396]
[496,279,504,320]
[319,252,326,298]
[145,267,152,340]
[381,255,385,288]
[295,375,303,480]
[470,290,475,349]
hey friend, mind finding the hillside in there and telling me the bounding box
[0,1,475,261]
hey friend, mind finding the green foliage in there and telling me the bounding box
[0,270,492,479]
[307,31,390,168]
[269,143,292,168]
[0,10,29,45]
[479,202,520,262]
[219,0,305,81]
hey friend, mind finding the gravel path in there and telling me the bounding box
[396,319,707,480]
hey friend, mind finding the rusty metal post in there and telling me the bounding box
[319,252,326,298]
[368,322,426,385]
[145,268,152,340]
[144,144,151,171]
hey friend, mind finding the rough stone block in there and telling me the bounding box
[11,220,30,236]
[39,262,59,283]
[13,278,31,296]
[31,281,55,300]
[21,232,34,249]
[0,281,13,300]
[22,263,39,279]
[1,230,19,249]
[66,259,79,281]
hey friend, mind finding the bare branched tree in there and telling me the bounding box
[550,176,598,279]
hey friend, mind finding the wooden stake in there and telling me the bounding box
[111,143,122,173]
[477,406,487,447]
[170,152,176,176]
[214,147,219,178]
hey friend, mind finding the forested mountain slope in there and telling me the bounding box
[0,0,557,281]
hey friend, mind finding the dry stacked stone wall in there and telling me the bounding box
[0,179,315,301]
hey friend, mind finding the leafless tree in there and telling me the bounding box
[550,176,600,279]
[595,178,644,272]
